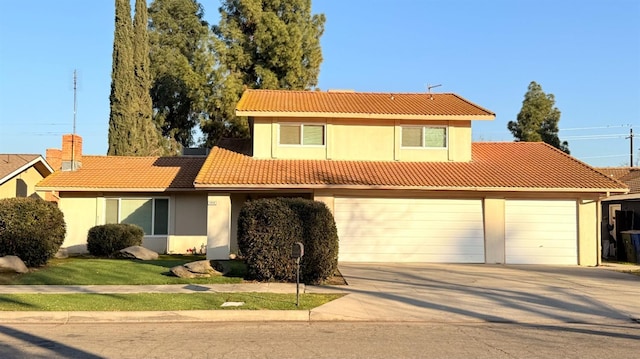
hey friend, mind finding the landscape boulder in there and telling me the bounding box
[55,248,69,259]
[0,255,29,274]
[118,246,159,260]
[170,260,227,278]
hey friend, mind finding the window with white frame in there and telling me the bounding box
[105,198,169,235]
[401,126,447,148]
[279,124,325,146]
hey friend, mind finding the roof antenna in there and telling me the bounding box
[427,83,442,100]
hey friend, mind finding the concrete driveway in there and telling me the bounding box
[309,263,640,324]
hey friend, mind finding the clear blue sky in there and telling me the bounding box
[1,0,639,167]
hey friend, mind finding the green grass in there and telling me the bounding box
[0,255,246,285]
[0,293,343,311]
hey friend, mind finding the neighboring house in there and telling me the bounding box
[595,167,640,257]
[37,90,627,266]
[37,134,207,254]
[0,154,53,199]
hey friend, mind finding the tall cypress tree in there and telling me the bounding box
[133,0,164,155]
[201,0,326,147]
[108,0,136,155]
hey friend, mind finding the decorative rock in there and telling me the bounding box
[55,248,69,259]
[0,255,29,274]
[170,265,211,278]
[119,246,159,260]
[183,260,224,276]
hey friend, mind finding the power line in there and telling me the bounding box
[562,124,632,131]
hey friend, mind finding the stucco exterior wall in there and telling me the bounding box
[58,195,102,253]
[578,198,599,266]
[0,166,47,199]
[206,193,232,260]
[251,117,473,162]
[168,193,208,254]
[484,197,506,264]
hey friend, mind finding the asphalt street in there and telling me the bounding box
[0,322,638,359]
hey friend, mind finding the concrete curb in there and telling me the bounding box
[0,310,311,324]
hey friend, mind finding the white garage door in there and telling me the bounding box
[505,200,577,265]
[334,197,485,263]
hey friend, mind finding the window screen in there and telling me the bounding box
[280,125,301,145]
[402,127,423,147]
[154,199,169,235]
[120,199,152,235]
[303,125,324,145]
[425,127,446,147]
[105,199,119,224]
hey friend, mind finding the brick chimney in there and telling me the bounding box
[61,134,82,171]
[45,148,62,171]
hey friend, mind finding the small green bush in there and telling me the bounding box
[87,223,144,257]
[237,198,339,284]
[0,197,66,267]
[237,199,302,281]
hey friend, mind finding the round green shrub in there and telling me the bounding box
[87,223,144,257]
[237,197,339,284]
[279,198,339,285]
[237,198,303,281]
[0,197,66,267]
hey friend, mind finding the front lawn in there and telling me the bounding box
[0,255,246,285]
[0,293,343,311]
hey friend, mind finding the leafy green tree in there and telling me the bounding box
[108,0,136,155]
[201,0,326,147]
[508,81,570,154]
[148,0,214,149]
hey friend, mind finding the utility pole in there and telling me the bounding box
[627,127,634,167]
[71,69,78,171]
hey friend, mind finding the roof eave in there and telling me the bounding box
[0,156,53,185]
[35,186,196,192]
[235,110,495,121]
[193,183,627,193]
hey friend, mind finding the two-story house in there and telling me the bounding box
[37,90,626,266]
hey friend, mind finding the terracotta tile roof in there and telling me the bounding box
[595,167,640,194]
[236,90,495,119]
[195,142,626,192]
[37,156,206,191]
[0,154,52,184]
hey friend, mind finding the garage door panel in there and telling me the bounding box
[335,197,485,263]
[338,225,484,238]
[505,200,577,265]
[341,253,485,263]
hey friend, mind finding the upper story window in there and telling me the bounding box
[279,124,325,146]
[105,197,169,236]
[401,126,447,148]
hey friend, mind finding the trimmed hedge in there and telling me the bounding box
[0,197,66,267]
[280,198,339,285]
[237,199,302,281]
[237,197,339,284]
[87,223,144,257]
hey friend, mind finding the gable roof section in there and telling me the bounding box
[195,142,626,193]
[236,89,496,120]
[36,155,206,192]
[595,167,640,194]
[0,154,53,185]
